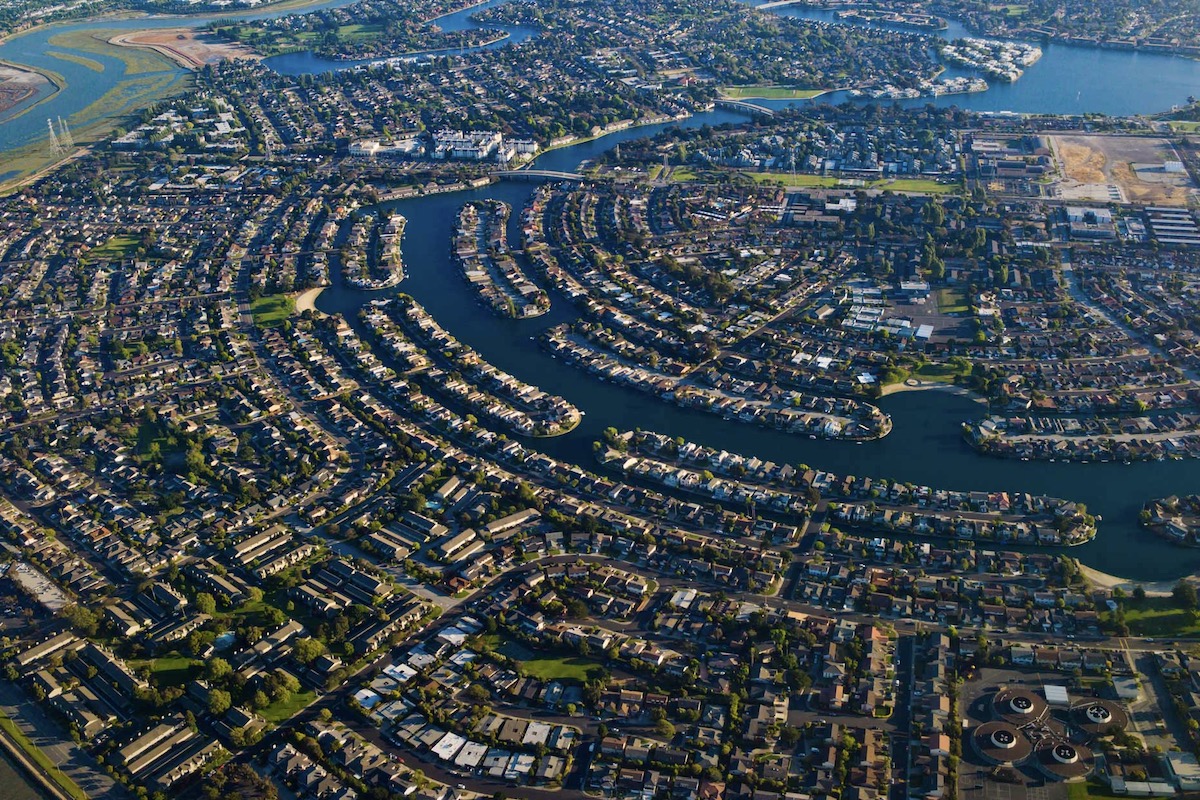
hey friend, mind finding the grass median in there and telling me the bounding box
[0,712,88,800]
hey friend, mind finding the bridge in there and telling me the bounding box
[492,169,586,182]
[714,98,776,117]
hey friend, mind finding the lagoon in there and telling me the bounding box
[309,109,1200,584]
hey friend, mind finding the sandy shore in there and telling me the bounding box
[1077,564,1179,596]
[880,379,984,401]
[294,287,326,314]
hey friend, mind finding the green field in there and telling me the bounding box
[912,362,968,383]
[720,85,827,100]
[937,287,970,314]
[0,713,88,800]
[488,635,606,682]
[1168,121,1200,132]
[882,178,961,194]
[251,294,296,328]
[1110,597,1200,637]
[742,171,960,194]
[989,3,1028,16]
[86,234,140,264]
[131,654,201,687]
[295,23,384,44]
[747,172,842,187]
[261,689,317,722]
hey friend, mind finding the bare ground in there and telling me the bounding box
[108,29,260,70]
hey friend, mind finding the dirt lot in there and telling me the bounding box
[1050,134,1195,206]
[109,29,260,69]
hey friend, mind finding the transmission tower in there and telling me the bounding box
[46,119,63,156]
[57,117,74,151]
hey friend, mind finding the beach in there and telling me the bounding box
[294,286,326,314]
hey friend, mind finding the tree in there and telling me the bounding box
[205,658,232,682]
[655,718,676,738]
[293,637,327,665]
[1132,586,1147,602]
[195,592,217,615]
[1173,581,1198,610]
[60,604,100,636]
[208,689,232,716]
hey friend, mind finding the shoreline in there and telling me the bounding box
[294,286,327,314]
[0,58,64,125]
[1077,563,1178,596]
[880,379,984,401]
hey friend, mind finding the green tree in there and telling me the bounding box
[208,689,232,716]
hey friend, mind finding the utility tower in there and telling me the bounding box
[47,119,63,155]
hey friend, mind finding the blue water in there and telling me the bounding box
[0,0,362,151]
[261,0,539,75]
[267,3,1200,115]
[765,5,1200,116]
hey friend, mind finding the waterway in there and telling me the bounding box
[0,7,1189,800]
[3,0,1200,157]
[0,0,363,155]
[261,0,540,76]
[0,746,44,800]
[763,5,1200,116]
[304,110,1200,583]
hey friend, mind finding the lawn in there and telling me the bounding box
[1168,121,1200,132]
[881,178,961,194]
[0,713,88,800]
[251,294,296,328]
[1110,597,1200,637]
[131,654,201,688]
[489,635,606,682]
[748,172,842,188]
[937,287,970,314]
[720,85,827,100]
[261,689,318,722]
[295,23,384,44]
[742,171,960,193]
[912,362,968,383]
[85,234,140,264]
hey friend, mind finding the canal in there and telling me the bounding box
[308,111,1200,583]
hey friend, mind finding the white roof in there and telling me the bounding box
[1043,684,1070,705]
